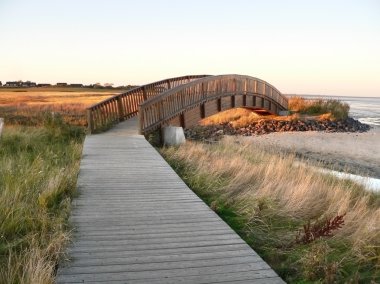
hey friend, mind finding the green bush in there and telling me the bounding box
[289,97,350,120]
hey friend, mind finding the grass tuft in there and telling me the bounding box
[289,96,350,120]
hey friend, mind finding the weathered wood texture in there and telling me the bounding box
[57,117,284,283]
[139,74,288,134]
[87,75,209,133]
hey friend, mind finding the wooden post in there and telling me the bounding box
[179,113,185,128]
[117,96,124,122]
[86,109,93,134]
[142,86,147,101]
[167,80,171,89]
[243,79,247,106]
[138,107,144,135]
[200,103,205,119]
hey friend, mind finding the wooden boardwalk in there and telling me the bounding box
[57,118,284,283]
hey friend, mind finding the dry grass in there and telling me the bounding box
[199,107,308,129]
[288,96,350,120]
[0,88,119,127]
[200,108,261,126]
[0,89,117,106]
[161,138,380,282]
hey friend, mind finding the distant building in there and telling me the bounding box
[93,83,103,89]
[37,83,52,87]
[0,81,2,86]
[21,81,37,87]
[56,83,68,87]
[69,83,83,88]
[4,81,22,87]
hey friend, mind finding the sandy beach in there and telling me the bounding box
[246,126,380,178]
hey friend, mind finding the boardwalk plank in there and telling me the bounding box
[56,118,284,283]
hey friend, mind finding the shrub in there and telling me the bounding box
[288,97,350,120]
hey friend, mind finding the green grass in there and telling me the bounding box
[289,97,350,120]
[0,113,84,283]
[160,140,380,283]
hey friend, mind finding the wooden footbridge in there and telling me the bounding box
[86,74,288,134]
[57,75,287,283]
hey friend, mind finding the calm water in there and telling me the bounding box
[302,95,380,126]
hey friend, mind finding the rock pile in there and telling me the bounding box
[185,117,371,141]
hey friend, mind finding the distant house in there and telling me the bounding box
[69,84,83,88]
[56,83,68,87]
[21,81,37,87]
[0,81,2,86]
[37,83,52,87]
[4,81,22,87]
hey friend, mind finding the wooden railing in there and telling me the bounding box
[139,74,288,134]
[87,75,209,133]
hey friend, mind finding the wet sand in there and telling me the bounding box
[246,126,380,178]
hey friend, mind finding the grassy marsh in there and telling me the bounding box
[160,138,380,283]
[0,115,84,283]
[0,87,120,127]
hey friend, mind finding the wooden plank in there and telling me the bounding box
[57,117,284,283]
[57,263,278,283]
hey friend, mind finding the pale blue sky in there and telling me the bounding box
[0,0,379,96]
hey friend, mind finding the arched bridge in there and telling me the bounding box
[58,74,286,283]
[86,74,288,134]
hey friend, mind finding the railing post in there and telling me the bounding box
[167,80,171,90]
[117,96,124,122]
[142,86,147,101]
[87,109,94,134]
[138,107,144,135]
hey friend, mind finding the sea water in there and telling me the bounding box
[294,95,380,192]
[302,95,380,126]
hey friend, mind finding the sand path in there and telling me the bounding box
[246,126,380,178]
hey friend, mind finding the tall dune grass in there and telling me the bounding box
[161,138,379,282]
[289,96,350,120]
[0,114,84,283]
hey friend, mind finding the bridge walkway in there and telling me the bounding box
[57,117,284,283]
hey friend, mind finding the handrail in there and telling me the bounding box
[86,75,210,133]
[139,74,288,134]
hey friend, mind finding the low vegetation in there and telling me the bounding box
[289,96,350,120]
[0,88,118,127]
[161,138,380,283]
[0,114,84,283]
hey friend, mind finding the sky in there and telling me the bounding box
[0,0,379,96]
